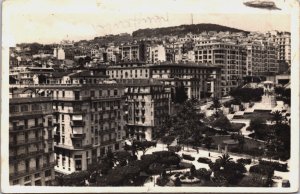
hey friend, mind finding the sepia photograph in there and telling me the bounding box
[1,0,299,193]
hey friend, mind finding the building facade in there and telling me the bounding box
[9,92,55,186]
[119,79,171,140]
[194,39,246,96]
[120,42,147,62]
[150,63,222,99]
[106,62,151,80]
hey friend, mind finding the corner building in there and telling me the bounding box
[51,83,126,174]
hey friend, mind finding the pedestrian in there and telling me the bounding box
[208,152,211,157]
[196,148,199,153]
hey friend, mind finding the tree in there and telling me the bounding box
[161,136,175,149]
[38,74,47,84]
[212,114,231,131]
[190,165,196,176]
[217,154,233,168]
[202,136,213,149]
[174,83,188,104]
[212,97,222,116]
[271,111,283,125]
[174,177,182,186]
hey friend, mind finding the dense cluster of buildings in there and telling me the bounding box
[8,29,290,186]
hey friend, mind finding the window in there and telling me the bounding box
[21,105,28,112]
[62,91,65,97]
[91,90,95,97]
[75,160,82,171]
[62,136,65,144]
[61,103,64,110]
[62,124,65,134]
[114,90,118,96]
[61,114,64,122]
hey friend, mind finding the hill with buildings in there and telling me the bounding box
[132,23,249,37]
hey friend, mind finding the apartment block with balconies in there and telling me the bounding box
[194,39,245,96]
[119,79,171,140]
[28,78,127,174]
[9,93,55,186]
[150,63,222,100]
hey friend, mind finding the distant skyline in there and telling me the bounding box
[3,0,292,45]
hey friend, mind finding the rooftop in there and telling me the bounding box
[151,62,222,69]
[118,79,163,86]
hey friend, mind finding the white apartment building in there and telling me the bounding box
[146,45,166,63]
[194,39,246,96]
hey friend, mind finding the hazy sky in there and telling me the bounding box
[3,0,294,45]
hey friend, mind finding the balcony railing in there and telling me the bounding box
[9,150,44,161]
[10,109,52,117]
[70,121,85,127]
[70,134,86,139]
[100,139,117,146]
[9,137,44,147]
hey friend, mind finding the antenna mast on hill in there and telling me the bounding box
[191,13,194,25]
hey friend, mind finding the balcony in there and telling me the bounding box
[100,138,117,146]
[9,137,44,147]
[70,121,85,127]
[10,110,52,118]
[9,150,44,162]
[70,133,86,139]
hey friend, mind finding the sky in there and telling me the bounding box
[2,0,295,45]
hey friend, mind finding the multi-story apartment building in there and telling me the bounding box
[29,71,127,175]
[9,91,55,186]
[243,40,278,76]
[146,45,166,63]
[269,31,291,65]
[150,63,222,99]
[106,62,151,80]
[119,79,171,140]
[106,45,120,63]
[194,39,245,96]
[120,42,147,62]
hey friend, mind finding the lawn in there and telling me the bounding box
[230,123,246,132]
[237,110,273,121]
[210,135,265,150]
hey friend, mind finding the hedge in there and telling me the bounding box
[259,160,288,172]
[237,158,252,165]
[182,154,195,161]
[249,164,274,177]
[197,157,212,164]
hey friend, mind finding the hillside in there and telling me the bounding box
[132,23,249,37]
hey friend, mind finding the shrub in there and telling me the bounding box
[190,165,196,176]
[168,145,181,152]
[153,151,176,158]
[198,157,212,164]
[258,160,288,172]
[141,154,158,163]
[195,168,212,180]
[156,177,169,186]
[188,175,194,180]
[160,156,181,166]
[174,177,181,186]
[249,164,274,177]
[237,158,252,165]
[182,154,195,161]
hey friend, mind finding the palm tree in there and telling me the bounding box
[271,110,283,125]
[218,154,233,167]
